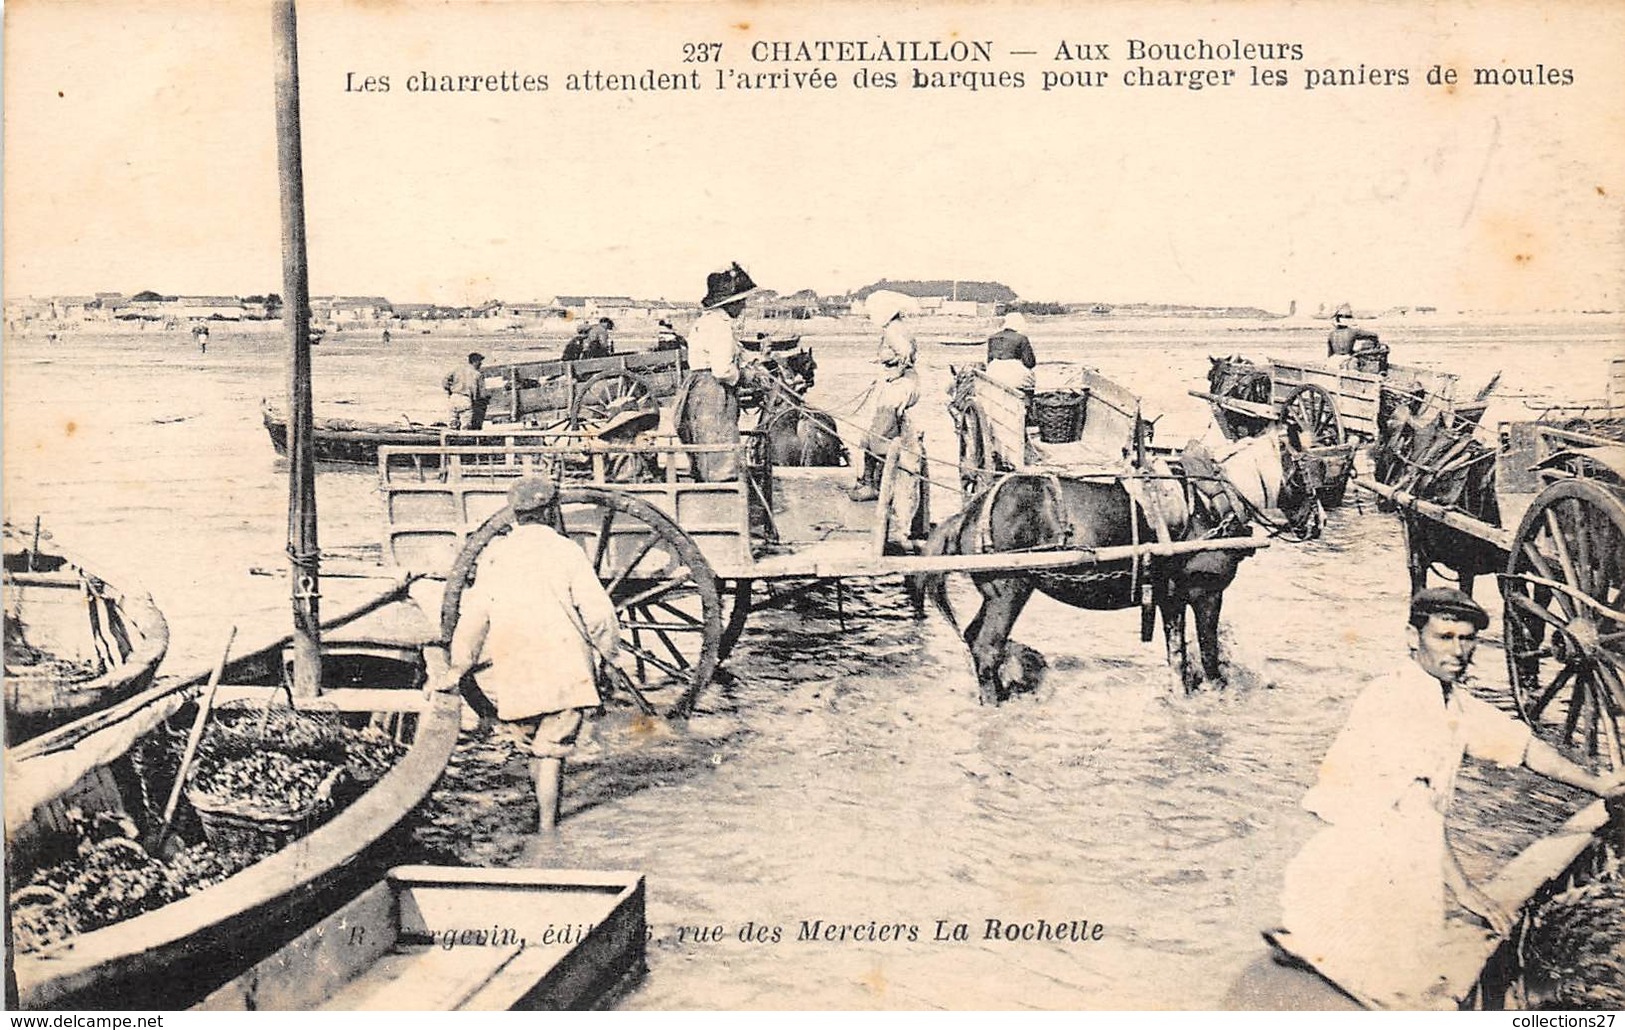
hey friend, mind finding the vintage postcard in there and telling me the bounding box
[5,0,1623,1015]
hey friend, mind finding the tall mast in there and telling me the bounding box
[273,0,322,697]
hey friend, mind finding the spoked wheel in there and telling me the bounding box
[1212,367,1273,441]
[442,486,722,719]
[718,578,752,662]
[569,371,656,432]
[1280,384,1345,450]
[956,401,996,500]
[1502,479,1625,771]
[1280,384,1351,506]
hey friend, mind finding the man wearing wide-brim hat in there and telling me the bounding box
[438,476,621,833]
[673,262,760,482]
[1276,587,1624,1006]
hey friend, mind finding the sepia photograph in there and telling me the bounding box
[4,0,1623,1013]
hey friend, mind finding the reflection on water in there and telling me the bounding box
[3,318,1616,1007]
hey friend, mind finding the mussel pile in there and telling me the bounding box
[1519,842,1625,1009]
[9,706,405,956]
[10,810,245,955]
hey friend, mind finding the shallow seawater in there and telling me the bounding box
[4,315,1618,1008]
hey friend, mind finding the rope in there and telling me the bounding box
[286,544,322,600]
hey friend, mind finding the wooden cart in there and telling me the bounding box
[1359,418,1625,770]
[1186,355,1473,504]
[483,348,686,432]
[376,422,1269,717]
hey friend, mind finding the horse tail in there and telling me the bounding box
[910,510,964,629]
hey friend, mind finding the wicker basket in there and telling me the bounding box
[186,767,346,856]
[1032,390,1088,444]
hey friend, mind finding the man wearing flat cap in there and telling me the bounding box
[440,477,621,833]
[443,351,490,430]
[1277,587,1623,1005]
[674,262,760,482]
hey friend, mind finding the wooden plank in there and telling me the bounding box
[1352,478,1513,551]
[1188,390,1277,420]
[747,537,1270,579]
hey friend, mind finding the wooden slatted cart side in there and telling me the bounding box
[483,349,686,429]
[1269,358,1460,442]
[378,440,753,580]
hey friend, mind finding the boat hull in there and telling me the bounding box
[198,866,647,1011]
[262,405,440,466]
[8,634,460,1011]
[4,526,170,746]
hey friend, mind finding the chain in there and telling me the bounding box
[1034,566,1133,585]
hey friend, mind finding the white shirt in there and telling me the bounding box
[1279,661,1531,1004]
[687,308,741,385]
[450,523,620,720]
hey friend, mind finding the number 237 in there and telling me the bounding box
[683,42,722,62]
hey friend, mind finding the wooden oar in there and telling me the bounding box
[147,626,237,856]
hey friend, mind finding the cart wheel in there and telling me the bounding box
[1212,369,1273,441]
[718,578,752,662]
[957,401,997,500]
[442,486,722,719]
[1280,384,1345,450]
[569,371,657,432]
[1502,478,1625,771]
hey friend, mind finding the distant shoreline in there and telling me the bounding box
[8,307,1622,342]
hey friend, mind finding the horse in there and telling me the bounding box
[754,349,848,467]
[915,431,1324,702]
[1205,355,1275,439]
[1374,390,1503,595]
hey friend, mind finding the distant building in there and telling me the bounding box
[313,296,393,323]
[549,295,644,321]
[51,295,97,320]
[174,295,247,320]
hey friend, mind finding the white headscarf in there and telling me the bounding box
[866,290,920,326]
[1001,312,1030,333]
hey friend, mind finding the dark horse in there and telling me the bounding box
[754,349,848,467]
[917,432,1324,702]
[1374,387,1502,595]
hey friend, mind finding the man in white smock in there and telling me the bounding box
[1277,587,1623,1006]
[849,290,920,501]
[674,262,760,482]
[439,477,620,833]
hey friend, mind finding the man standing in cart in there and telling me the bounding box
[849,290,920,501]
[438,477,620,834]
[443,351,490,430]
[1276,587,1625,1005]
[674,262,760,482]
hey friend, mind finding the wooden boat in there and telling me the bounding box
[6,579,462,1011]
[262,400,440,465]
[7,12,460,1009]
[4,522,170,746]
[936,337,987,348]
[197,866,646,1011]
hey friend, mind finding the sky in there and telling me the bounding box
[5,0,1624,311]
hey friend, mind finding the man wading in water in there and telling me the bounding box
[1276,587,1624,1006]
[437,477,620,834]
